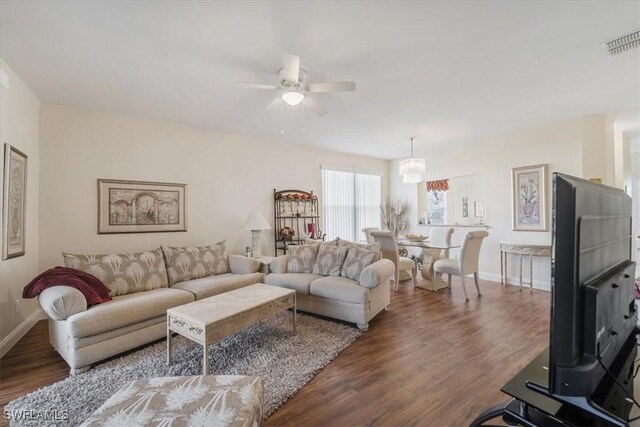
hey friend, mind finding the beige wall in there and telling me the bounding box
[38,104,390,270]
[390,115,607,289]
[0,59,41,351]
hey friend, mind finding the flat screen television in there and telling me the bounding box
[549,173,636,398]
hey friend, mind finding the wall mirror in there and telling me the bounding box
[417,173,487,226]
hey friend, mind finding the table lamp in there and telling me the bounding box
[242,212,272,258]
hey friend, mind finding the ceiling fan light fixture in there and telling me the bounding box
[282,90,304,106]
[399,137,426,184]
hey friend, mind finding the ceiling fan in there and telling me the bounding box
[235,53,356,116]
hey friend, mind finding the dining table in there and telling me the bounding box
[396,238,461,291]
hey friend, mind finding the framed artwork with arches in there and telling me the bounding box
[97,179,187,234]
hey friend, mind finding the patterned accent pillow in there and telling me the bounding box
[312,245,349,276]
[341,246,378,281]
[286,244,318,273]
[62,248,168,297]
[304,237,340,246]
[338,240,381,252]
[162,241,230,286]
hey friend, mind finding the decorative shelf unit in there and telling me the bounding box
[274,189,324,255]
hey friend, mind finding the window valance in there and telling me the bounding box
[426,179,449,192]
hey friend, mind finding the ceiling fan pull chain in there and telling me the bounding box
[280,99,284,134]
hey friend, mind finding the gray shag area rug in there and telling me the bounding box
[6,312,361,426]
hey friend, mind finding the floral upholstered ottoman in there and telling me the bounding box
[81,375,263,426]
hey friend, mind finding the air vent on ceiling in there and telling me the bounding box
[604,29,640,56]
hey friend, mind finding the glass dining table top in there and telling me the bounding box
[396,239,461,250]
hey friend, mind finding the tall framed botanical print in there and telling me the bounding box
[511,164,548,232]
[2,144,28,259]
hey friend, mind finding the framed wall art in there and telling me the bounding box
[98,179,187,234]
[2,144,28,259]
[511,164,548,232]
[474,201,485,218]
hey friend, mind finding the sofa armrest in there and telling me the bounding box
[359,259,395,289]
[229,255,260,274]
[38,286,88,321]
[270,256,288,274]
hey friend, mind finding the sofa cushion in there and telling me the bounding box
[286,244,318,274]
[63,248,169,297]
[162,241,230,285]
[67,288,194,338]
[341,246,379,281]
[310,276,367,304]
[312,245,349,276]
[265,273,323,295]
[172,272,263,300]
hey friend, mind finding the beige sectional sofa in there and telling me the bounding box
[39,242,262,374]
[265,240,394,331]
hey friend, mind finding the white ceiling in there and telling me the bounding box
[1,1,639,159]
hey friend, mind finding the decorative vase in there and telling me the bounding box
[522,202,534,218]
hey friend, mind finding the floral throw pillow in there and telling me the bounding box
[338,240,381,252]
[312,245,349,277]
[162,241,230,285]
[63,248,169,297]
[341,246,378,281]
[286,244,318,273]
[304,237,340,247]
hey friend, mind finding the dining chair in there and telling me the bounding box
[428,227,454,258]
[362,227,379,244]
[371,230,418,291]
[433,230,489,300]
[424,227,454,282]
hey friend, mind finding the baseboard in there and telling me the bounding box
[0,308,47,359]
[478,271,551,291]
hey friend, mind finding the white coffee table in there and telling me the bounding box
[167,283,296,374]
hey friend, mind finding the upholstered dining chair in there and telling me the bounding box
[433,230,489,300]
[370,230,418,291]
[362,227,379,244]
[428,227,454,258]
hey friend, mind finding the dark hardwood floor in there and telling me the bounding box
[0,277,550,426]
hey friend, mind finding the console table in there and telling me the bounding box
[500,242,551,289]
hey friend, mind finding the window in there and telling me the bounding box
[426,190,447,225]
[322,169,382,242]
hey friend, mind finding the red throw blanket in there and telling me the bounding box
[23,266,112,306]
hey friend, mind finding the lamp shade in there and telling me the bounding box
[242,212,272,231]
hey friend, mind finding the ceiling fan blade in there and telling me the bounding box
[282,53,300,83]
[308,81,356,93]
[303,96,327,116]
[234,82,279,90]
[265,96,282,110]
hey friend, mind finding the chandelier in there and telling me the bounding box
[399,137,426,184]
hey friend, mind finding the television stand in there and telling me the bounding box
[471,336,639,426]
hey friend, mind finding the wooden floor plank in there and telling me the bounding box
[0,277,549,426]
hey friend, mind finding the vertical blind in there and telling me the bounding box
[322,169,382,242]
